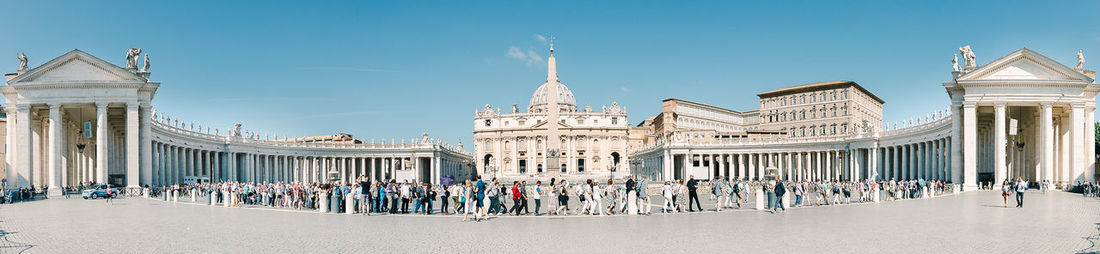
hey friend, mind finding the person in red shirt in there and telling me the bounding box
[510,182,521,216]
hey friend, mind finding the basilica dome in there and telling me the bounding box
[528,81,576,113]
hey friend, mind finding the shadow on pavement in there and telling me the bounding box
[0,230,34,253]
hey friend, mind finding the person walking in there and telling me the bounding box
[638,177,651,215]
[662,181,674,213]
[773,180,786,213]
[510,181,522,216]
[686,175,701,212]
[1014,178,1026,208]
[533,181,543,216]
[520,181,530,215]
[1001,180,1011,208]
[555,180,570,215]
[105,184,114,204]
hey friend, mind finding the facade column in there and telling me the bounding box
[47,104,62,195]
[94,103,108,184]
[994,102,1007,186]
[870,146,879,181]
[140,105,152,186]
[125,103,139,188]
[1071,104,1086,183]
[1086,106,1096,183]
[962,103,977,189]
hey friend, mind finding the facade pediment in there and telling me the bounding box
[8,49,146,85]
[958,48,1093,83]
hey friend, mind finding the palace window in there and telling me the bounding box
[518,139,526,148]
[485,140,492,149]
[611,117,618,125]
[484,119,491,127]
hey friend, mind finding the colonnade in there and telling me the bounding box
[878,137,952,182]
[150,141,448,185]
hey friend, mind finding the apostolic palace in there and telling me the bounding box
[1,42,1097,194]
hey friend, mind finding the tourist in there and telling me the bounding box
[674,179,685,212]
[412,182,424,214]
[547,178,557,214]
[487,179,500,215]
[475,177,487,221]
[520,180,530,215]
[732,178,743,209]
[686,175,700,212]
[510,181,522,216]
[533,181,543,216]
[1001,180,1011,208]
[591,180,604,215]
[773,180,786,214]
[606,179,619,214]
[713,177,726,212]
[555,180,569,215]
[440,183,450,215]
[105,184,114,204]
[462,180,474,222]
[662,181,674,213]
[1014,178,1026,208]
[794,180,804,207]
[638,177,651,215]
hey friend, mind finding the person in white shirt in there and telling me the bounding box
[591,181,603,216]
[662,181,674,213]
[573,182,587,215]
[1014,178,1027,208]
[532,181,543,216]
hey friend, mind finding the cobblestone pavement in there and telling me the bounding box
[0,191,1096,253]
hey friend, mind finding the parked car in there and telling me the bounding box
[82,184,118,199]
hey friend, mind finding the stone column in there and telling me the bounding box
[140,105,152,186]
[993,102,1007,186]
[870,146,879,181]
[1087,106,1096,183]
[125,103,139,189]
[93,103,108,184]
[1071,104,1086,183]
[47,104,62,195]
[4,106,15,187]
[962,103,977,189]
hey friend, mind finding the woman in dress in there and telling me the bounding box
[605,179,618,214]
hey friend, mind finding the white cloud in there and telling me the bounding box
[507,46,544,66]
[535,34,548,43]
[620,86,629,92]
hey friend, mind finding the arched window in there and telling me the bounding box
[485,139,492,149]
[518,138,526,148]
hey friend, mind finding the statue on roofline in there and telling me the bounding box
[126,48,142,69]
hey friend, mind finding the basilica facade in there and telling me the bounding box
[473,44,631,180]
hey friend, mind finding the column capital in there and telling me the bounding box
[47,103,61,109]
[126,102,139,109]
[95,102,109,109]
[993,101,1007,107]
[1039,101,1054,108]
[962,101,977,107]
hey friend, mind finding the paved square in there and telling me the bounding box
[0,191,1096,253]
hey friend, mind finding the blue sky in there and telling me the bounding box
[2,1,1098,151]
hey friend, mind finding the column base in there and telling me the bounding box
[961,183,979,192]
